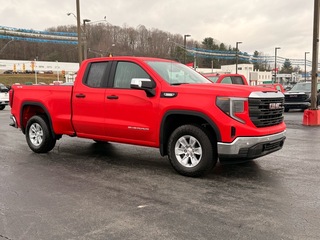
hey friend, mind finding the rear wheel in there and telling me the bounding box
[168,124,217,177]
[0,105,5,110]
[26,115,56,153]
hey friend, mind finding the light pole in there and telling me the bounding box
[34,57,38,84]
[67,12,77,19]
[236,41,242,74]
[183,34,191,64]
[274,47,281,83]
[305,51,310,81]
[56,60,59,82]
[83,19,91,60]
[0,38,14,55]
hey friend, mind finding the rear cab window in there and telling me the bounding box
[232,76,245,85]
[84,61,111,88]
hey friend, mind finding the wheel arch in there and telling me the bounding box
[20,101,56,138]
[159,110,221,156]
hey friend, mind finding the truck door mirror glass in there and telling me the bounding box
[131,78,156,97]
[131,78,155,89]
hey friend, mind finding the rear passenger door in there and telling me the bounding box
[72,61,111,138]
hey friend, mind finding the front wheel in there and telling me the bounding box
[168,124,217,177]
[0,105,5,110]
[26,115,56,153]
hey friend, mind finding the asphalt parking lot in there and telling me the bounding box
[1,108,320,240]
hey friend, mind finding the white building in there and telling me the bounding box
[220,64,253,82]
[0,59,79,74]
[197,64,271,86]
[250,70,273,85]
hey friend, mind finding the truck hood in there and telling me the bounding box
[170,83,279,97]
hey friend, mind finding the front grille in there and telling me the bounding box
[249,97,284,127]
[284,94,309,102]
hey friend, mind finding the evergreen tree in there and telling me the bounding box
[280,59,293,73]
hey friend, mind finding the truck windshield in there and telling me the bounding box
[290,82,311,92]
[146,61,211,85]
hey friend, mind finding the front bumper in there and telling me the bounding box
[284,102,310,109]
[0,100,9,105]
[218,131,286,160]
[10,114,18,128]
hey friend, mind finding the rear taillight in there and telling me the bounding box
[9,89,14,107]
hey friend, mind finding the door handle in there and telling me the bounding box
[75,93,86,98]
[107,95,119,99]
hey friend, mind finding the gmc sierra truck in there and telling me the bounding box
[9,57,286,177]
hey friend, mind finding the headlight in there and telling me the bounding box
[216,97,247,123]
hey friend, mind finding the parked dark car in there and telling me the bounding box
[284,82,320,112]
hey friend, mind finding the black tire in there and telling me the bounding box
[26,115,56,153]
[167,124,217,177]
[0,105,5,110]
[284,107,289,112]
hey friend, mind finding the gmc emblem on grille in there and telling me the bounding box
[269,103,282,109]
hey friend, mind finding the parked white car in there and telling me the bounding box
[0,83,9,110]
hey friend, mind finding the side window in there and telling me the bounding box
[221,77,232,84]
[113,62,150,88]
[85,62,109,88]
[232,76,245,85]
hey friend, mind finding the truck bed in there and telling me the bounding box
[10,85,75,135]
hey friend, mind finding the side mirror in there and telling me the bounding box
[131,78,156,97]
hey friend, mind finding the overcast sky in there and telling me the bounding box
[1,0,315,61]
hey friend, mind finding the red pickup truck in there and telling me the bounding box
[9,57,286,177]
[203,73,249,85]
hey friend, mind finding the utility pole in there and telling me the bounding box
[310,0,319,110]
[76,0,83,65]
[303,0,320,126]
